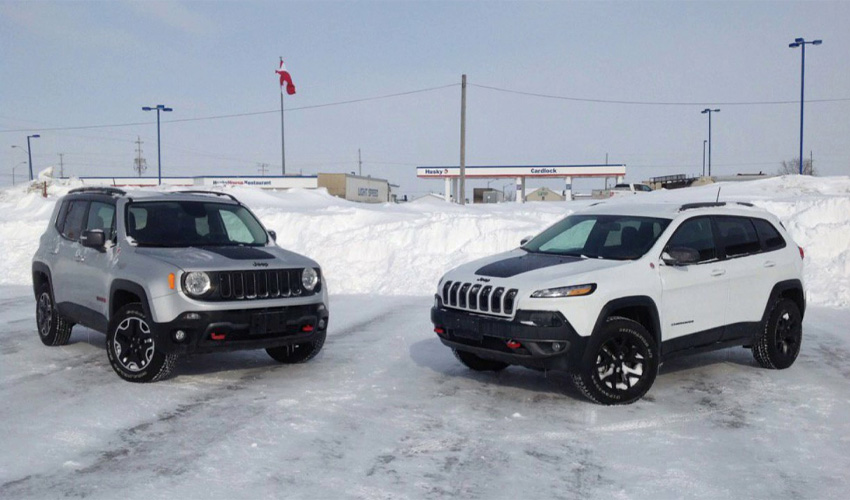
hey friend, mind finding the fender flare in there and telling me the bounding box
[31,262,53,298]
[761,279,806,322]
[109,279,153,324]
[591,295,662,347]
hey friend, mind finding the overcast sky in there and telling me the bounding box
[2,1,849,196]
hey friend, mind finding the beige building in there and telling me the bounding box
[525,186,565,202]
[317,173,391,203]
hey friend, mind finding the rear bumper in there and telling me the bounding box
[431,298,587,372]
[151,302,329,355]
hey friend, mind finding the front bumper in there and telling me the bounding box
[151,302,329,355]
[431,297,587,372]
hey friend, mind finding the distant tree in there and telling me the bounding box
[778,158,816,176]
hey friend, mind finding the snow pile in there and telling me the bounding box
[1,176,848,306]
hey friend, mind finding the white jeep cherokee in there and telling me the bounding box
[431,201,805,405]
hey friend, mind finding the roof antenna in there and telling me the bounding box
[715,186,722,203]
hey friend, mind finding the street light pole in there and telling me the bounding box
[142,104,173,185]
[789,37,822,175]
[26,134,40,181]
[702,139,707,177]
[701,108,720,177]
[13,161,27,185]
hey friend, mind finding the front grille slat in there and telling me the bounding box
[440,281,517,317]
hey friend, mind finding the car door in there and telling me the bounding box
[658,216,728,346]
[77,199,117,322]
[715,216,776,335]
[51,199,89,308]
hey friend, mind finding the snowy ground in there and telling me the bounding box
[1,177,849,498]
[2,287,849,499]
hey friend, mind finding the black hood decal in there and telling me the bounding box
[475,252,581,278]
[196,246,275,260]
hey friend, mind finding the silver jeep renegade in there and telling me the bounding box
[32,187,329,382]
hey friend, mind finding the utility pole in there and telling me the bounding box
[133,136,148,177]
[58,153,65,178]
[257,163,269,176]
[459,74,467,205]
[358,148,362,176]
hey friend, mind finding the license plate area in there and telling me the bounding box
[448,315,482,341]
[250,311,288,336]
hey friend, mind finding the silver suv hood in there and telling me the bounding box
[134,245,317,271]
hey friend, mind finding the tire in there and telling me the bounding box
[571,316,659,405]
[453,349,509,372]
[266,331,326,364]
[35,282,73,346]
[106,303,177,383]
[753,298,802,370]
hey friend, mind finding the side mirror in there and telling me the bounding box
[662,246,700,266]
[81,229,105,250]
[520,235,533,246]
[268,230,277,242]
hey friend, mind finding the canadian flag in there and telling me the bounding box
[276,58,296,95]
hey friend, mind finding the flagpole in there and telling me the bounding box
[280,88,286,175]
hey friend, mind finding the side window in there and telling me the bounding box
[752,218,786,252]
[665,217,717,263]
[55,201,70,234]
[61,201,89,241]
[716,216,761,258]
[86,201,116,240]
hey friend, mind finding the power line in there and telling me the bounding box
[469,83,850,106]
[0,84,460,133]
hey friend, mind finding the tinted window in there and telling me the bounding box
[61,201,88,241]
[126,201,268,247]
[524,214,671,260]
[752,218,786,251]
[55,201,70,234]
[86,201,116,240]
[665,217,717,262]
[716,216,761,257]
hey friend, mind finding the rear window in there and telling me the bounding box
[716,216,761,258]
[752,218,786,251]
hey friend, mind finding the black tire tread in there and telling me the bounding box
[36,283,74,347]
[107,303,178,383]
[752,298,801,370]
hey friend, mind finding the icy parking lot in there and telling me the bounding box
[2,286,849,499]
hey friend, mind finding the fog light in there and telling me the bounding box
[552,342,563,352]
[318,319,326,329]
[183,312,201,320]
[173,330,186,342]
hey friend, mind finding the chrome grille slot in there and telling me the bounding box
[269,271,280,297]
[219,274,232,299]
[442,281,453,305]
[469,284,481,309]
[245,272,257,298]
[449,282,461,306]
[491,287,504,313]
[504,289,518,315]
[479,286,492,312]
[458,284,470,308]
[233,272,245,299]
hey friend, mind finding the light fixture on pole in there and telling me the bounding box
[701,109,720,177]
[789,37,822,175]
[12,161,27,185]
[142,104,173,185]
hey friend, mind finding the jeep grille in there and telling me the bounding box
[206,269,319,301]
[441,281,518,317]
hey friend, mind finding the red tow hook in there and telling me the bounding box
[211,332,226,341]
[434,327,446,336]
[506,340,522,350]
[301,324,314,333]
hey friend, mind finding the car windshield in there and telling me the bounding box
[522,214,671,260]
[126,201,268,247]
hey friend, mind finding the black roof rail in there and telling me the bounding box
[68,187,126,196]
[679,202,726,211]
[736,201,754,207]
[173,190,238,202]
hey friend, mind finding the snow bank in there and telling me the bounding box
[1,176,848,306]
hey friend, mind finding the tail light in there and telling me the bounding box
[798,246,805,260]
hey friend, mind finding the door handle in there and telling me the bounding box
[763,261,776,268]
[710,269,726,277]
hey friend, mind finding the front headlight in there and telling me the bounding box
[531,283,596,298]
[183,271,211,296]
[302,267,319,291]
